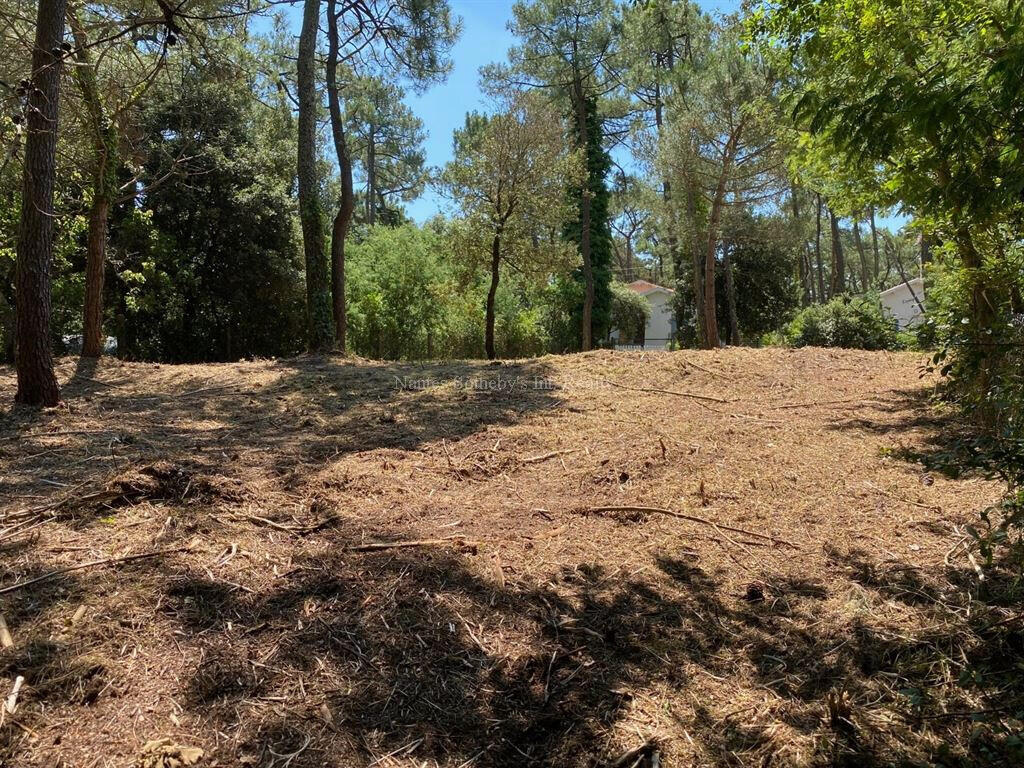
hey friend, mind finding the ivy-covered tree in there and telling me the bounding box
[499,0,619,350]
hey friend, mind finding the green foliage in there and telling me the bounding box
[784,295,902,350]
[564,95,614,344]
[113,51,305,361]
[346,225,452,359]
[346,225,552,359]
[609,281,650,344]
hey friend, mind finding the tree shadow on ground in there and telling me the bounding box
[3,358,1023,765]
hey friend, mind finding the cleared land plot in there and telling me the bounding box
[0,348,1010,766]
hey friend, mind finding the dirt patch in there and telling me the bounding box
[0,348,1015,766]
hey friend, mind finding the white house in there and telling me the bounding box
[610,280,677,350]
[879,277,926,329]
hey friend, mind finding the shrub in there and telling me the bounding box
[609,281,650,345]
[784,295,903,350]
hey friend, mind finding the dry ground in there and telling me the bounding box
[0,348,1017,767]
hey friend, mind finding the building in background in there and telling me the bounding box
[879,277,926,329]
[610,280,676,350]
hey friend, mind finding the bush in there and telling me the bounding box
[609,281,650,345]
[784,295,903,350]
[347,225,452,359]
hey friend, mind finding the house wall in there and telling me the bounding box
[644,291,675,349]
[880,279,925,329]
[609,287,677,350]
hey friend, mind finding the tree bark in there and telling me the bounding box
[686,180,705,345]
[297,0,334,351]
[828,208,845,296]
[82,193,110,356]
[366,124,376,225]
[853,218,869,293]
[485,232,501,360]
[814,193,826,302]
[869,205,880,282]
[572,78,594,352]
[701,129,741,350]
[326,0,354,351]
[723,240,740,345]
[14,0,65,405]
[791,187,812,306]
[70,18,116,358]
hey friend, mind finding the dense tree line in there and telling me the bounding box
[2,0,1017,418]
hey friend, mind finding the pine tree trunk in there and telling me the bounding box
[687,180,705,345]
[366,124,376,225]
[81,192,109,357]
[853,219,869,292]
[326,0,354,351]
[723,241,741,345]
[14,0,65,406]
[815,193,826,302]
[869,205,880,282]
[572,79,594,352]
[829,209,845,296]
[485,232,501,360]
[71,15,114,359]
[297,0,334,351]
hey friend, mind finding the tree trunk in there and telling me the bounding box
[485,232,501,360]
[14,0,65,406]
[829,208,845,296]
[297,0,333,351]
[701,130,740,350]
[326,0,354,351]
[723,240,740,345]
[702,194,722,349]
[853,219,869,293]
[71,18,116,359]
[686,180,705,345]
[814,193,826,302]
[869,205,880,282]
[82,193,110,357]
[366,124,376,225]
[790,187,812,306]
[573,81,594,352]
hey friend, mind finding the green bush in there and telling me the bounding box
[784,295,903,350]
[609,281,650,345]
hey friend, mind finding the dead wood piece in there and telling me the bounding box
[599,379,731,404]
[4,676,24,714]
[587,505,798,548]
[522,449,579,464]
[864,481,940,511]
[766,395,890,410]
[607,740,656,768]
[0,615,13,649]
[346,536,473,553]
[0,549,183,596]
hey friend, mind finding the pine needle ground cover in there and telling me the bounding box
[0,349,1016,767]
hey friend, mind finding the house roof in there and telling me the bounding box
[626,279,675,296]
[879,277,924,298]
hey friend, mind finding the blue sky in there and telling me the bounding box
[404,0,742,222]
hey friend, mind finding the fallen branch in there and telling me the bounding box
[607,740,656,768]
[523,449,579,464]
[346,536,471,553]
[766,396,887,410]
[0,549,183,596]
[0,615,13,649]
[4,676,24,714]
[587,506,798,548]
[599,379,731,404]
[864,481,940,512]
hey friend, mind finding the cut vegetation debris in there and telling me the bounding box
[0,348,1012,766]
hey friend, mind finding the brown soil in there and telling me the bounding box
[0,348,1013,767]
